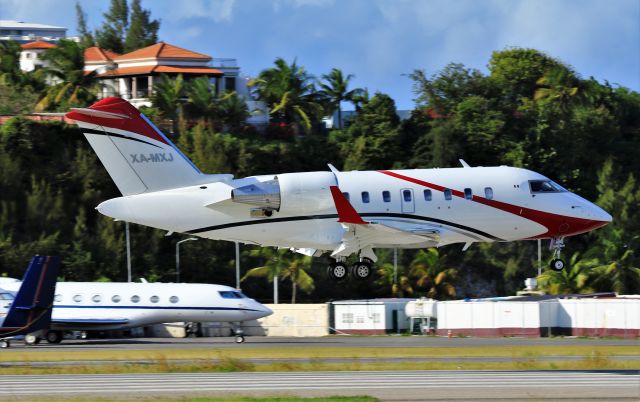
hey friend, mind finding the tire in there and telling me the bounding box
[24,334,40,345]
[46,330,63,344]
[0,339,9,348]
[351,262,372,280]
[329,263,348,281]
[550,258,565,272]
[235,335,245,343]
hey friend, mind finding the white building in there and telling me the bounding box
[331,299,413,334]
[0,20,66,43]
[19,40,56,72]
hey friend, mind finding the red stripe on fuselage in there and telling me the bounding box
[379,170,608,239]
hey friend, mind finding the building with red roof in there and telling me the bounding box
[19,40,57,72]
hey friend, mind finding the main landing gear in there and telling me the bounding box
[328,258,374,281]
[549,237,566,272]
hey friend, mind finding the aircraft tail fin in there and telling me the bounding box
[2,256,59,334]
[66,97,229,195]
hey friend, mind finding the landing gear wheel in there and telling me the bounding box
[46,330,63,344]
[328,262,348,281]
[0,339,9,348]
[24,334,40,346]
[550,258,565,272]
[235,335,245,343]
[351,261,373,280]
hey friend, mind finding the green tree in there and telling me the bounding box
[409,248,458,300]
[537,252,599,294]
[124,0,159,52]
[0,40,23,85]
[35,40,98,111]
[318,68,363,129]
[95,0,129,54]
[151,74,185,132]
[376,262,413,297]
[75,2,95,48]
[250,58,323,132]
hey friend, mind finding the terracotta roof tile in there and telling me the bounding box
[114,42,211,61]
[97,65,222,77]
[84,47,120,62]
[21,40,57,50]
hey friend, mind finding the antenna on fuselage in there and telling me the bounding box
[459,159,471,168]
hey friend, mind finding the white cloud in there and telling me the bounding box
[173,0,236,22]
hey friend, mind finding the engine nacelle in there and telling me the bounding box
[276,172,337,215]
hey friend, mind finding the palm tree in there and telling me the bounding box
[151,74,186,132]
[409,248,458,300]
[219,91,249,132]
[242,248,315,304]
[0,40,23,85]
[589,231,640,295]
[249,58,323,132]
[534,67,587,113]
[376,262,413,298]
[537,252,599,294]
[35,40,98,111]
[318,68,363,129]
[185,76,220,127]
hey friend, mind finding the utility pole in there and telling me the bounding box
[176,238,198,282]
[235,242,241,290]
[125,221,131,282]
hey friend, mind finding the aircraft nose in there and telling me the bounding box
[587,201,612,223]
[252,302,273,319]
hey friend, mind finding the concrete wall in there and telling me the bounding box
[249,304,329,337]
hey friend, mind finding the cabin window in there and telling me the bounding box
[131,295,140,303]
[342,192,350,201]
[150,295,159,303]
[73,294,82,303]
[423,189,432,201]
[54,294,61,302]
[464,188,473,200]
[92,295,102,303]
[0,292,13,300]
[382,191,391,202]
[529,180,566,193]
[444,189,452,200]
[169,296,179,303]
[403,189,412,202]
[485,187,494,199]
[112,295,121,303]
[361,191,370,203]
[219,291,245,299]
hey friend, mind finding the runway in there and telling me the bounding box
[0,370,638,400]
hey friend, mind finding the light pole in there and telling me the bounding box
[176,238,198,282]
[125,221,131,282]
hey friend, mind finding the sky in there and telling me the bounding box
[1,0,638,110]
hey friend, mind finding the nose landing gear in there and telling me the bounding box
[549,237,566,271]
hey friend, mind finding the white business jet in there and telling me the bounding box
[65,98,612,281]
[0,278,272,344]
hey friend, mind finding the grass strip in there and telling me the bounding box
[1,345,637,363]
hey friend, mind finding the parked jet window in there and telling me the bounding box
[484,187,494,199]
[423,189,432,201]
[0,292,14,300]
[112,295,121,303]
[92,295,101,303]
[529,180,566,193]
[361,191,370,203]
[169,296,179,303]
[342,192,350,201]
[73,294,82,303]
[464,188,473,200]
[444,189,452,200]
[150,295,159,303]
[131,295,140,303]
[53,294,62,302]
[382,191,391,202]
[219,291,245,299]
[403,190,412,202]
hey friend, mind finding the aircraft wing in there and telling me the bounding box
[329,186,440,257]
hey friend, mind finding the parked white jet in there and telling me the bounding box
[0,279,272,344]
[66,98,612,280]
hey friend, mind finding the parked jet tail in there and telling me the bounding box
[1,256,59,336]
[65,97,232,196]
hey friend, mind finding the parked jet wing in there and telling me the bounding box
[328,186,440,257]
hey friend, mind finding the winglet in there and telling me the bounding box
[329,186,368,224]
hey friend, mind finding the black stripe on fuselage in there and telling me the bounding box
[184,213,504,241]
[82,128,162,148]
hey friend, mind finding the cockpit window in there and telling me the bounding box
[0,292,14,300]
[219,291,246,299]
[529,180,566,193]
